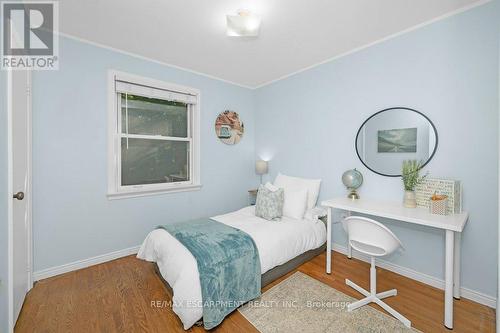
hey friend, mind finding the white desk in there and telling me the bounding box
[321,197,469,329]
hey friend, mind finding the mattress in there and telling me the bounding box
[137,206,327,329]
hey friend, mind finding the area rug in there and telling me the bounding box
[238,272,420,333]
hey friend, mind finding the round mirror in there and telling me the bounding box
[355,107,438,177]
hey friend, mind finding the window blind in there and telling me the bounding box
[115,79,197,104]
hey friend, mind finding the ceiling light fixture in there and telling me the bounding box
[226,10,261,37]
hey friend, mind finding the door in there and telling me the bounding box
[9,69,32,325]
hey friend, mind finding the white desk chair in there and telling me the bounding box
[343,216,411,328]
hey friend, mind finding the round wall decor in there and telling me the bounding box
[215,110,244,145]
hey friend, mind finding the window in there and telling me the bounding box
[108,71,201,198]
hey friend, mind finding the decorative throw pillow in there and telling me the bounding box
[264,182,279,192]
[255,184,284,221]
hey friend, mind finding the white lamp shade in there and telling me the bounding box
[255,160,268,175]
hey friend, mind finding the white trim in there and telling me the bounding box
[58,32,253,89]
[56,1,490,89]
[56,1,490,90]
[31,242,496,309]
[254,0,492,89]
[113,70,200,97]
[331,244,497,309]
[33,246,141,281]
[107,184,202,200]
[119,134,190,142]
[497,32,500,332]
[7,71,34,333]
[107,70,116,198]
[25,71,33,291]
[107,70,201,199]
[7,68,14,333]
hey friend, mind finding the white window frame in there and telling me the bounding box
[107,70,201,199]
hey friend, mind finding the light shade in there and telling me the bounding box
[255,160,268,175]
[226,10,261,37]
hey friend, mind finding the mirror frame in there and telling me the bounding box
[355,107,438,177]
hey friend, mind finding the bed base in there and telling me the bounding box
[154,243,326,296]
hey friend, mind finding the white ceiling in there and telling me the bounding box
[59,0,485,88]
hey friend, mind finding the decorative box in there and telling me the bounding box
[415,178,462,214]
[429,195,448,215]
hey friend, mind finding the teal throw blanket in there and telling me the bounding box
[158,218,261,329]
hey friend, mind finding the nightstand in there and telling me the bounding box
[248,189,258,205]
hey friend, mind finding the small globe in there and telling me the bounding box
[342,169,363,190]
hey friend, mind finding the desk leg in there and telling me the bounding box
[453,232,461,299]
[346,211,352,259]
[326,207,332,274]
[445,230,454,329]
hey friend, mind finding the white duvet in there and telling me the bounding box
[137,206,326,329]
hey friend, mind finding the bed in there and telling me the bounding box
[137,205,327,330]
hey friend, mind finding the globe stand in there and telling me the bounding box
[347,189,360,200]
[342,168,363,200]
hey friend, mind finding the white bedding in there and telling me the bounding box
[137,206,326,330]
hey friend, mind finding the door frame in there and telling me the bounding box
[497,41,500,332]
[7,69,33,332]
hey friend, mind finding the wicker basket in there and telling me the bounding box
[429,195,448,215]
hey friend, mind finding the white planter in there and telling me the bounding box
[403,190,417,208]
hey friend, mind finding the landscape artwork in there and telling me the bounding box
[377,127,417,153]
[215,110,244,145]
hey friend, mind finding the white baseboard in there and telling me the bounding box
[32,243,496,309]
[33,245,141,281]
[332,244,496,309]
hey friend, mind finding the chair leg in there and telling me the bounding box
[345,279,370,297]
[370,257,377,295]
[344,257,411,328]
[373,297,412,328]
[376,289,397,299]
[348,295,374,311]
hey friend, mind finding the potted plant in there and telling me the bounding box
[401,160,427,208]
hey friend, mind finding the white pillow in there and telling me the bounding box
[274,173,321,210]
[282,188,308,220]
[304,206,328,221]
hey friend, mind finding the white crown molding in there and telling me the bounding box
[254,0,492,89]
[33,245,141,281]
[56,32,254,90]
[56,0,490,90]
[332,244,496,309]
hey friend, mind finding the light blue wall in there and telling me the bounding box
[0,70,9,333]
[32,37,257,271]
[12,0,500,303]
[255,2,500,297]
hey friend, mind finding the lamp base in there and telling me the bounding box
[347,189,359,200]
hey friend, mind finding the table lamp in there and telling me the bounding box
[255,160,268,184]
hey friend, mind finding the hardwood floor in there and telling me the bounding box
[16,252,495,333]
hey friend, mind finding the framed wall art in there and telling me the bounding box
[215,110,244,145]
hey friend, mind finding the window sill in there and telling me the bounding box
[107,184,202,200]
